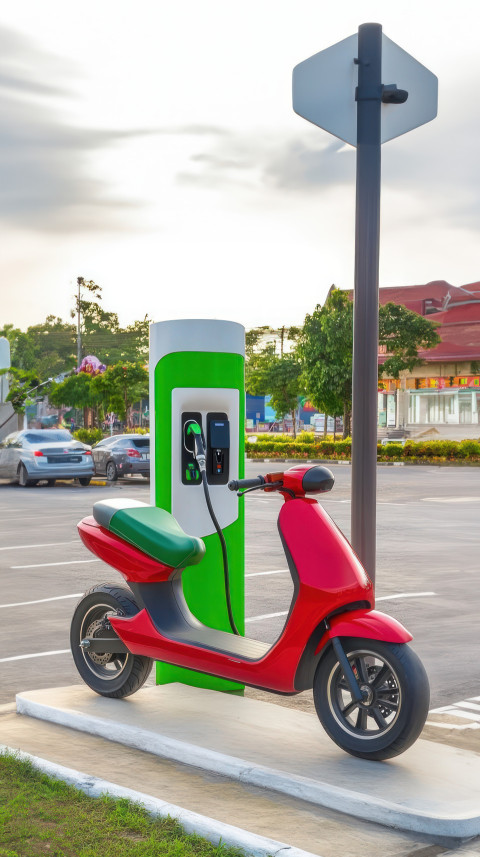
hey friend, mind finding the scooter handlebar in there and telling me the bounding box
[228,475,265,492]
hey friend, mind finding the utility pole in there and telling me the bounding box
[76,276,83,369]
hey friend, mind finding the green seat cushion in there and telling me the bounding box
[108,505,205,569]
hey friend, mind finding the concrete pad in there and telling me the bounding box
[0,710,442,856]
[16,683,480,839]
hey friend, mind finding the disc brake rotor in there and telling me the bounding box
[84,617,115,665]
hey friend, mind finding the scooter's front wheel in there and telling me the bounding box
[313,637,429,761]
[70,584,153,698]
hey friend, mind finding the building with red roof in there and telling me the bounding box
[376,281,480,439]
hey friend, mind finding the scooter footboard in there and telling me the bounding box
[320,609,412,650]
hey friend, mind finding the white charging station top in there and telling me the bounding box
[150,319,245,363]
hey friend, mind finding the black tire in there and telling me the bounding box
[313,637,430,761]
[70,583,153,698]
[106,461,118,482]
[47,479,56,487]
[78,477,91,486]
[18,464,35,487]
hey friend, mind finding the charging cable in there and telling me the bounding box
[186,422,240,636]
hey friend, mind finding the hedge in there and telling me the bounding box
[245,436,480,462]
[73,428,104,446]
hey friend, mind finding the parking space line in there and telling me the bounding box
[0,541,77,552]
[246,569,288,578]
[245,592,435,625]
[245,611,288,623]
[0,649,70,663]
[0,594,83,609]
[376,591,435,601]
[11,559,101,569]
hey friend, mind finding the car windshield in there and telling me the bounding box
[24,430,73,444]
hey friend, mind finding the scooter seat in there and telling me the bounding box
[92,498,205,569]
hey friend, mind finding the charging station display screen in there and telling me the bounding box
[210,421,230,449]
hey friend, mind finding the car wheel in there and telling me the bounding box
[106,461,118,482]
[18,464,34,487]
[47,479,56,487]
[79,477,92,486]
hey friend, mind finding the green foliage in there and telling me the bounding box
[74,277,150,366]
[296,431,316,444]
[297,288,441,437]
[92,362,149,420]
[247,348,304,436]
[1,279,150,388]
[0,368,42,413]
[297,287,352,430]
[379,302,440,378]
[1,316,76,378]
[74,428,104,445]
[245,435,480,462]
[49,372,100,411]
[0,750,244,857]
[50,362,149,424]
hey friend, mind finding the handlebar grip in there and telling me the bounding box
[228,475,265,491]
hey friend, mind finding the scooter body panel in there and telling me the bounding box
[105,495,380,693]
[278,497,374,611]
[109,607,306,692]
[312,608,413,658]
[78,517,174,584]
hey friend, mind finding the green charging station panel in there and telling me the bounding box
[149,320,245,692]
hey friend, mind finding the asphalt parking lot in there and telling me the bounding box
[1,463,479,723]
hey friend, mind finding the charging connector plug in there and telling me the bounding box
[186,422,206,473]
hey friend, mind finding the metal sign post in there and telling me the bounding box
[293,23,438,584]
[351,23,382,582]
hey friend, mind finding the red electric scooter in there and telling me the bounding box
[71,428,429,761]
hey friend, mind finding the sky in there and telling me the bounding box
[1,0,480,333]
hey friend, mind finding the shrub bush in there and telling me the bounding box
[74,428,104,446]
[246,436,480,462]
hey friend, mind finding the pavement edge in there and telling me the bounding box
[0,744,321,857]
[16,692,480,840]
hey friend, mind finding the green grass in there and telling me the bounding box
[0,752,246,857]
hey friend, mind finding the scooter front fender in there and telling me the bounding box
[315,609,412,655]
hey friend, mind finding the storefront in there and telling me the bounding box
[378,375,480,433]
[408,388,480,426]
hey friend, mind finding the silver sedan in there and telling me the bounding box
[0,429,94,487]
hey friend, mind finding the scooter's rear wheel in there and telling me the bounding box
[70,584,153,698]
[313,637,429,761]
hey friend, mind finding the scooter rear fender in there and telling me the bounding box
[315,609,412,656]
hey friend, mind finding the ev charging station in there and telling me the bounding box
[149,319,245,692]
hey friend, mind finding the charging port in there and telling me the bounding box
[182,412,204,485]
[207,413,230,485]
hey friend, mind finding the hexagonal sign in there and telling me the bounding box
[292,32,438,147]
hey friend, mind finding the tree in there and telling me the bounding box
[379,302,440,378]
[1,317,76,378]
[0,368,43,413]
[298,288,352,436]
[73,277,150,366]
[91,362,149,425]
[247,349,304,437]
[298,287,441,438]
[49,372,104,428]
[49,372,99,412]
